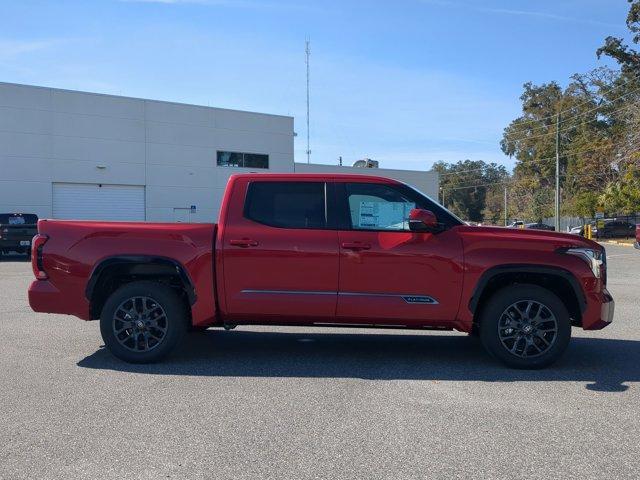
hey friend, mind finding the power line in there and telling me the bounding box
[437,140,618,178]
[441,149,637,189]
[505,72,640,136]
[435,101,640,180]
[503,96,640,144]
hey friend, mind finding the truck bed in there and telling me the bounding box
[29,219,218,325]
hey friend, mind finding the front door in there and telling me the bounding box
[221,179,339,323]
[335,181,464,326]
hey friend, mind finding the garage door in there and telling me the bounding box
[52,183,145,221]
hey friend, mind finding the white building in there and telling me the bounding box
[0,82,439,222]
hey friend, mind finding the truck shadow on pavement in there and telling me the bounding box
[78,330,638,392]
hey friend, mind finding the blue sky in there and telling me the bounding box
[0,0,631,171]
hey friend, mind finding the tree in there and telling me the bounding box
[433,160,509,222]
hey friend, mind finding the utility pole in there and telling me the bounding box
[339,156,342,166]
[305,39,311,164]
[504,186,508,226]
[555,112,561,231]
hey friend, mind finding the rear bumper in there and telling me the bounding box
[28,280,91,320]
[28,280,61,313]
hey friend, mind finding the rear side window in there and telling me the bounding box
[244,182,327,229]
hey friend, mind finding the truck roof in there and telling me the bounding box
[228,172,403,183]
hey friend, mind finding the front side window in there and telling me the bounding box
[345,183,416,231]
[245,182,326,229]
[217,151,269,169]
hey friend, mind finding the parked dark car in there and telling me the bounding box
[525,223,555,231]
[593,220,635,239]
[0,213,38,258]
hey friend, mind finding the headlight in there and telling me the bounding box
[563,247,604,278]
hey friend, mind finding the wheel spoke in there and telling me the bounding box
[498,299,557,359]
[524,301,533,319]
[112,295,167,353]
[535,331,551,346]
[115,321,133,334]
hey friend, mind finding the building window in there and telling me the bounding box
[217,151,269,169]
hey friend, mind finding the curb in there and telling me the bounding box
[598,240,635,248]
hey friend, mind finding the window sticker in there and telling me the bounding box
[8,216,25,225]
[357,201,415,229]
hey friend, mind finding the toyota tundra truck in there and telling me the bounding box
[28,174,614,368]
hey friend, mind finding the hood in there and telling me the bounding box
[455,225,602,251]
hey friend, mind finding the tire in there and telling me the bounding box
[100,281,187,363]
[479,284,571,369]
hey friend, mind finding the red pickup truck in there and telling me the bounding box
[28,174,614,368]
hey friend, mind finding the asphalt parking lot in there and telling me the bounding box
[1,244,639,479]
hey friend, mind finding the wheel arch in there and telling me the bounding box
[86,255,196,320]
[469,264,586,327]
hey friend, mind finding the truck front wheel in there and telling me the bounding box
[99,281,187,363]
[479,285,571,369]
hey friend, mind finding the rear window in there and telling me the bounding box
[0,214,38,225]
[244,182,326,229]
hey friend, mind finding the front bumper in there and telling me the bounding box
[585,288,615,330]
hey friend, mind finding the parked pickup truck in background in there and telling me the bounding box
[1,213,38,258]
[28,174,614,368]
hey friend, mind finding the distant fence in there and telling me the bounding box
[492,214,640,231]
[545,214,640,232]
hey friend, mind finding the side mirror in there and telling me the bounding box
[409,208,438,232]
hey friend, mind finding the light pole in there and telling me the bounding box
[555,111,561,231]
[504,186,508,226]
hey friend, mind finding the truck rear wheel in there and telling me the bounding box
[479,284,571,369]
[99,281,187,363]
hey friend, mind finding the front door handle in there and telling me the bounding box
[341,241,371,251]
[230,238,259,248]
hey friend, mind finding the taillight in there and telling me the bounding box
[31,234,49,280]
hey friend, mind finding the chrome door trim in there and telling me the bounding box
[241,289,337,295]
[240,290,437,304]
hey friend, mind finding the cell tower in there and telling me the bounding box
[305,38,311,164]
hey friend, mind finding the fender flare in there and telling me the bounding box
[468,264,586,314]
[85,255,197,305]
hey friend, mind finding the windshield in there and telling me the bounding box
[404,183,465,226]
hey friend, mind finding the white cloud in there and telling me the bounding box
[118,0,311,8]
[420,1,622,29]
[0,40,60,59]
[479,7,621,29]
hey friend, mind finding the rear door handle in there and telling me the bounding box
[341,241,371,250]
[230,238,259,248]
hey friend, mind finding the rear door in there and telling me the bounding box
[335,181,464,326]
[221,179,339,322]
